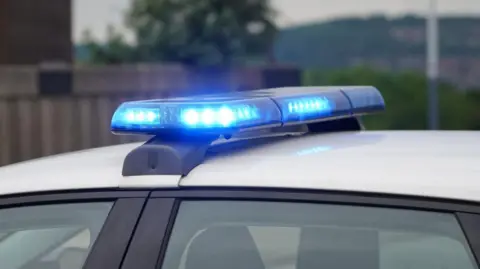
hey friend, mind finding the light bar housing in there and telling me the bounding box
[111,86,385,135]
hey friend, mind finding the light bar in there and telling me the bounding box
[111,86,385,135]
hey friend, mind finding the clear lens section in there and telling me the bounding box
[341,86,385,113]
[111,98,282,133]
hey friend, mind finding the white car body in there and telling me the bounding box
[0,130,478,202]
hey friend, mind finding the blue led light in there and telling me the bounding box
[281,96,334,122]
[115,107,160,128]
[111,86,385,135]
[272,89,352,123]
[286,97,332,114]
[111,98,281,134]
[179,105,258,128]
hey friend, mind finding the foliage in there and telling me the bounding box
[80,26,135,65]
[466,91,480,130]
[81,0,277,66]
[78,14,480,69]
[303,67,480,130]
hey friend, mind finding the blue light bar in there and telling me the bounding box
[111,86,385,135]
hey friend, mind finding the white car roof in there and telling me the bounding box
[0,131,479,202]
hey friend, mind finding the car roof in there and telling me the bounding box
[0,131,478,202]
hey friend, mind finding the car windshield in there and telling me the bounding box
[161,201,478,269]
[0,202,112,269]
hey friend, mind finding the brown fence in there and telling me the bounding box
[0,93,155,166]
[0,64,266,97]
[0,64,301,166]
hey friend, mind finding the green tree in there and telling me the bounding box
[303,67,479,130]
[80,26,135,65]
[466,91,480,129]
[126,0,277,66]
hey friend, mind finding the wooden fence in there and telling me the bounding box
[0,93,155,166]
[0,64,301,166]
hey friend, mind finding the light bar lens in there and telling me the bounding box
[272,89,352,123]
[120,108,160,126]
[111,98,282,134]
[111,86,385,135]
[341,86,385,113]
[180,105,259,127]
[287,97,332,114]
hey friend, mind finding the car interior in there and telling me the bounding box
[184,225,380,269]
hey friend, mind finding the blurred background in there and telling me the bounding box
[0,0,479,166]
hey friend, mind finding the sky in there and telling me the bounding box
[73,0,480,42]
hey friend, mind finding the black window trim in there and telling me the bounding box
[18,188,478,269]
[0,190,150,208]
[121,198,178,269]
[457,213,480,267]
[84,197,148,269]
[151,188,480,214]
[122,188,480,269]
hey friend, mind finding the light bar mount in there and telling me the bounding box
[308,117,365,133]
[122,117,365,177]
[122,135,217,176]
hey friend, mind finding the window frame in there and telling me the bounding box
[0,190,150,269]
[121,188,480,269]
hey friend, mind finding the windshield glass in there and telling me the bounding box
[0,202,112,269]
[161,201,478,269]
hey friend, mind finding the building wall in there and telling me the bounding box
[0,0,72,64]
[0,0,8,63]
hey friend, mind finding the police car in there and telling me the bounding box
[0,86,479,269]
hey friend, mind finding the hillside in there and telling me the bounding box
[274,15,480,67]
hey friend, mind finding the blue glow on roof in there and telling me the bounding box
[296,146,332,156]
[111,86,385,135]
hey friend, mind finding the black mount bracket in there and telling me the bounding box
[307,117,364,133]
[122,117,364,177]
[122,135,217,177]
